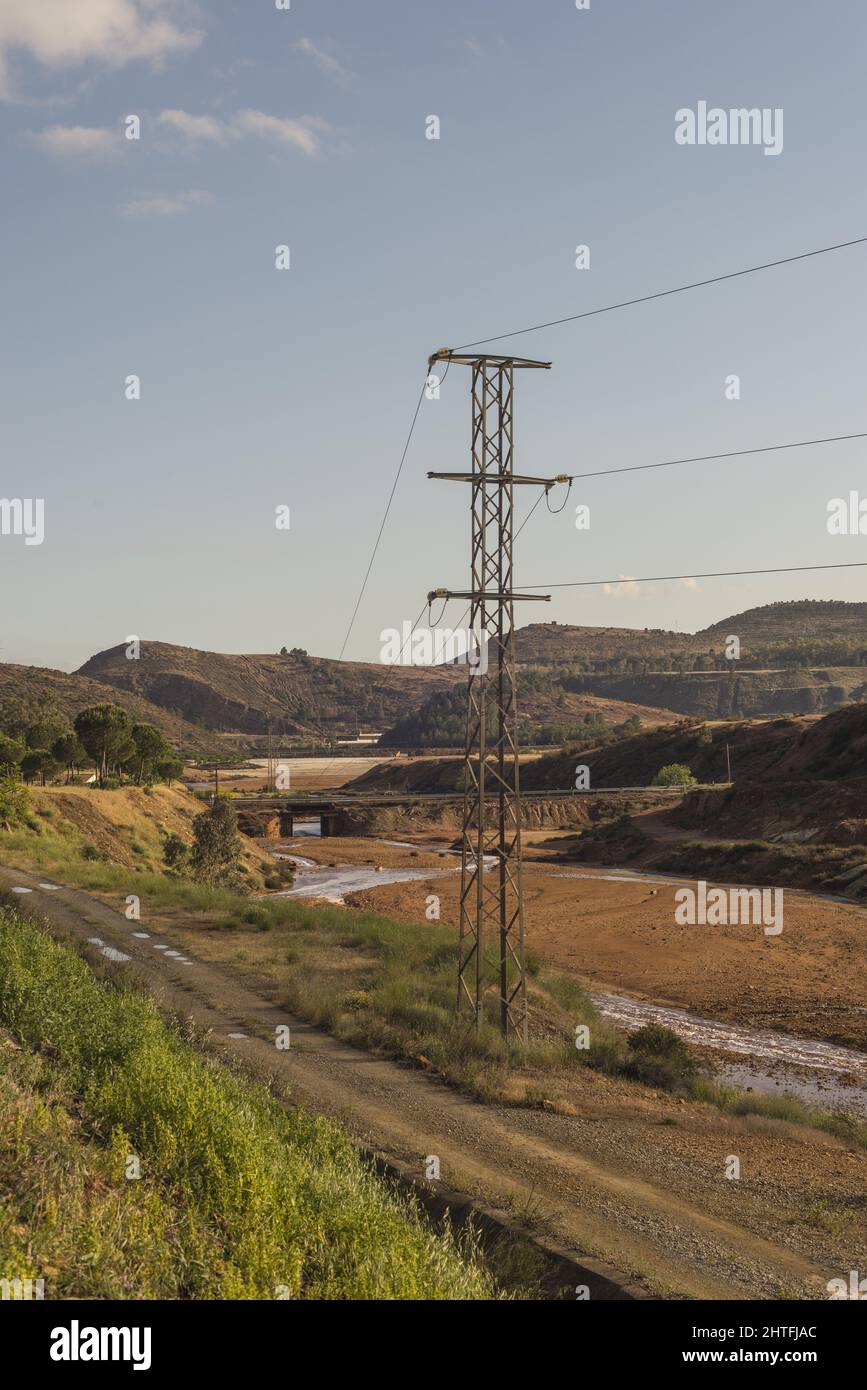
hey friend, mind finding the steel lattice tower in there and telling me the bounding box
[427,350,564,1040]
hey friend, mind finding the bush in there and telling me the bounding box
[190,800,243,888]
[623,1024,703,1092]
[652,763,697,788]
[162,832,189,876]
[0,776,29,831]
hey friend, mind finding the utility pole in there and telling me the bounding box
[427,349,567,1041]
[726,741,732,784]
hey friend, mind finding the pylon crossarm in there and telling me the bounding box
[426,590,550,603]
[428,472,571,486]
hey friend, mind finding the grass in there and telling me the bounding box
[217,896,597,1098]
[0,906,502,1300]
[5,792,865,1152]
[690,1076,867,1151]
[205,897,688,1095]
[0,783,279,892]
[186,895,867,1148]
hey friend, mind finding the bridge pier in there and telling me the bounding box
[278,811,294,837]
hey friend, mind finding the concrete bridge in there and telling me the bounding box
[219,787,688,838]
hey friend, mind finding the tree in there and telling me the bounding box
[156,754,184,785]
[20,750,59,786]
[127,723,169,783]
[190,798,243,887]
[652,763,697,788]
[26,717,69,752]
[0,733,25,772]
[73,705,133,784]
[0,775,28,831]
[163,832,189,875]
[52,732,87,783]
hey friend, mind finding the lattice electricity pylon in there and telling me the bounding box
[427,349,567,1041]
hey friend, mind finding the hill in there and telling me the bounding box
[76,641,674,748]
[77,642,462,740]
[0,663,237,757]
[0,599,855,756]
[701,599,867,643]
[515,600,867,669]
[515,702,867,790]
[551,667,867,719]
[352,704,867,796]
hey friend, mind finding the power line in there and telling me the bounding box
[337,374,429,661]
[567,430,867,483]
[524,561,867,590]
[337,234,867,662]
[454,235,867,351]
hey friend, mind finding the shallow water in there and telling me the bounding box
[591,991,867,1117]
[278,863,458,904]
[274,845,867,1116]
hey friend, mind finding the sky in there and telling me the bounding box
[2,0,867,672]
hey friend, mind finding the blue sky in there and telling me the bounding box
[2,0,866,670]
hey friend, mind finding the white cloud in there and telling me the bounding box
[156,108,229,144]
[602,576,642,598]
[32,104,327,161]
[293,37,348,79]
[30,123,116,156]
[0,0,202,99]
[152,107,326,156]
[119,188,214,217]
[233,109,325,155]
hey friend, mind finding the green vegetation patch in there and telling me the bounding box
[0,907,498,1300]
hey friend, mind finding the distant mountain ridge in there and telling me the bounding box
[76,641,462,739]
[0,599,861,753]
[0,663,234,756]
[516,600,867,666]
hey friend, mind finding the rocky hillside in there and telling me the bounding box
[521,703,867,789]
[353,704,867,795]
[3,599,857,753]
[0,663,237,757]
[77,642,462,739]
[517,599,867,667]
[76,640,677,746]
[559,667,867,719]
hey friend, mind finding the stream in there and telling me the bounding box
[273,834,867,1117]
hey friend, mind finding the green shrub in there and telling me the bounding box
[623,1024,704,1092]
[0,908,499,1301]
[652,763,697,788]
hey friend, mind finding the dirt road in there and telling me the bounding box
[3,865,864,1301]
